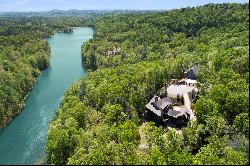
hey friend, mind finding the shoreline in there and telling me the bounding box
[0,27,81,131]
[0,26,93,165]
[0,67,47,131]
[0,36,52,131]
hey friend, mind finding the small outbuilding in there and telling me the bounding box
[184,63,200,80]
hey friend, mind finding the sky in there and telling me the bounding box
[0,0,248,12]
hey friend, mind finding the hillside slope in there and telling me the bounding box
[46,3,249,165]
[0,17,93,129]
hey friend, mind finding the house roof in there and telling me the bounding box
[167,109,182,117]
[146,96,191,119]
[184,65,200,77]
[155,96,172,109]
[167,106,191,118]
[145,102,161,116]
[145,95,172,117]
[192,65,200,76]
[180,106,191,115]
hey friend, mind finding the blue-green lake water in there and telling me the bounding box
[0,27,93,165]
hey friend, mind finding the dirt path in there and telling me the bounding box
[183,93,196,121]
[138,123,149,150]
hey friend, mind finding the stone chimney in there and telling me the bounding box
[155,96,158,102]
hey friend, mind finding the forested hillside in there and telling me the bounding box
[0,10,153,129]
[45,3,247,165]
[0,16,96,129]
[46,4,249,165]
[46,4,249,164]
[82,3,248,70]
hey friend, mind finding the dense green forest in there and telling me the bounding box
[0,16,98,129]
[46,3,249,165]
[0,10,154,129]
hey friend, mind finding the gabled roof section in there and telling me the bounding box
[145,103,162,116]
[191,65,200,76]
[145,95,172,117]
[185,64,200,75]
[155,96,172,109]
[167,106,191,118]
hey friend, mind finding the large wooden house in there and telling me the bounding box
[145,64,199,127]
[145,95,191,127]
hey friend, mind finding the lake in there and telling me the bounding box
[0,27,93,165]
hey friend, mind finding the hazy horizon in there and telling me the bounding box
[0,0,248,12]
[0,8,166,13]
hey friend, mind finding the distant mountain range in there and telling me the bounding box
[0,9,163,17]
